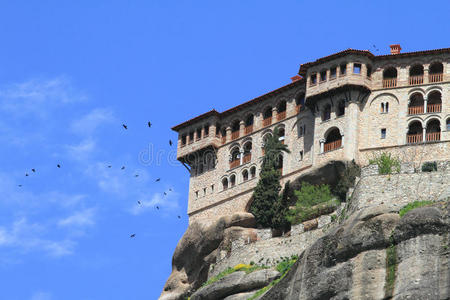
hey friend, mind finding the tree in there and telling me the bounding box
[272,181,292,232]
[250,128,290,228]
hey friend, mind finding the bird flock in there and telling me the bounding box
[16,121,178,239]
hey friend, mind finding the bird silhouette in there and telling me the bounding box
[137,201,141,205]
[169,188,172,192]
[121,166,125,170]
[18,184,22,187]
[31,169,36,172]
[135,174,139,177]
[122,124,128,130]
[156,178,160,182]
[25,173,29,177]
[107,165,112,168]
[169,140,173,146]
[130,234,136,238]
[148,122,152,128]
[164,192,167,196]
[156,206,160,210]
[178,215,181,219]
[57,164,61,168]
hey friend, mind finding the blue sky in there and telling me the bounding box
[0,1,448,299]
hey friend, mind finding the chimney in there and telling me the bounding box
[390,44,402,55]
[290,75,302,82]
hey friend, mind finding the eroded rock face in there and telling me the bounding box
[190,269,280,300]
[159,212,256,300]
[260,202,450,300]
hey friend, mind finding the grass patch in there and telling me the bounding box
[385,243,397,298]
[246,256,298,300]
[399,201,433,217]
[202,264,268,288]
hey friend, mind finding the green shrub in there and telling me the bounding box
[399,201,433,217]
[333,160,361,201]
[421,161,437,172]
[369,152,401,175]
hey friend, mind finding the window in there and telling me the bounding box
[353,63,361,74]
[242,170,249,182]
[222,178,228,190]
[320,70,327,82]
[310,74,317,85]
[381,103,385,113]
[181,134,187,146]
[381,102,389,113]
[203,188,207,196]
[340,63,347,75]
[195,191,199,198]
[330,67,337,79]
[204,124,209,136]
[250,166,256,179]
[196,128,202,140]
[322,105,331,121]
[189,132,194,143]
[385,102,389,113]
[211,184,214,193]
[299,150,304,161]
[446,118,450,131]
[381,128,386,139]
[230,175,236,187]
[367,65,372,78]
[298,124,305,137]
[337,101,345,117]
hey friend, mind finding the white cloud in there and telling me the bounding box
[70,107,115,136]
[30,291,52,300]
[58,208,96,227]
[66,138,96,161]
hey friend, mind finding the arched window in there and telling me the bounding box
[230,174,236,187]
[231,120,240,140]
[277,101,287,121]
[337,100,345,116]
[324,128,342,152]
[381,103,385,113]
[230,147,240,169]
[222,178,229,190]
[409,64,424,85]
[250,166,256,179]
[243,141,252,163]
[429,62,443,83]
[446,118,450,131]
[385,102,389,113]
[322,104,331,121]
[242,170,249,182]
[427,91,442,113]
[426,119,441,142]
[244,114,254,134]
[263,107,273,127]
[408,93,424,115]
[383,67,397,88]
[295,93,305,113]
[221,128,227,144]
[262,133,272,156]
[277,127,285,144]
[407,121,423,144]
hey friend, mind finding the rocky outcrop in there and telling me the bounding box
[260,201,450,300]
[190,269,280,300]
[159,212,257,300]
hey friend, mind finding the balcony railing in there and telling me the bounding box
[243,153,251,164]
[429,73,443,83]
[324,139,342,153]
[407,134,422,144]
[277,111,286,121]
[409,75,423,85]
[382,78,397,88]
[231,131,240,140]
[263,117,272,127]
[244,125,253,135]
[408,106,424,115]
[229,160,240,169]
[426,132,440,142]
[427,103,442,113]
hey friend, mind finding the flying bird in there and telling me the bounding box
[137,201,141,205]
[57,164,61,168]
[156,206,160,210]
[169,140,173,146]
[122,124,128,130]
[135,174,139,178]
[130,234,136,238]
[148,121,152,128]
[25,173,29,177]
[156,178,160,182]
[121,166,125,170]
[31,169,36,172]
[169,188,172,192]
[178,215,181,219]
[18,184,22,187]
[107,165,112,168]
[164,192,167,196]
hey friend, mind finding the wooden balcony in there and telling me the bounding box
[408,106,424,115]
[277,111,286,121]
[324,139,342,153]
[229,160,240,169]
[244,125,253,135]
[409,75,423,85]
[383,78,397,88]
[243,153,251,164]
[426,132,440,142]
[427,103,441,113]
[429,73,443,83]
[407,134,422,144]
[263,117,272,127]
[231,131,240,140]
